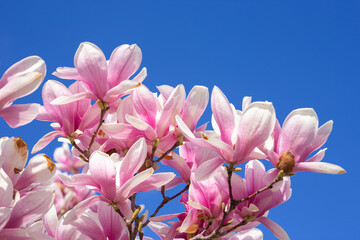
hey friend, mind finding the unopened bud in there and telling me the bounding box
[277,150,295,174]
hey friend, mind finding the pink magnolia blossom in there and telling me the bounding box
[0,56,46,128]
[53,143,87,173]
[32,80,99,153]
[52,42,146,106]
[0,137,57,194]
[231,160,291,240]
[177,87,276,179]
[59,138,175,224]
[260,108,346,175]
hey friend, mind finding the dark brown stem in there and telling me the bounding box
[142,184,189,228]
[153,141,181,164]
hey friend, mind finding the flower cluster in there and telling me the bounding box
[0,42,345,239]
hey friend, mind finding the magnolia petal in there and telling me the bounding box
[306,148,327,162]
[119,138,147,185]
[89,151,117,200]
[235,102,276,163]
[0,71,43,109]
[0,103,40,128]
[32,131,63,153]
[53,67,83,80]
[181,85,209,131]
[133,85,158,129]
[1,56,45,89]
[279,108,318,159]
[57,173,100,190]
[257,217,290,240]
[125,114,157,140]
[211,86,235,145]
[104,80,141,103]
[78,103,101,131]
[293,162,346,174]
[194,157,224,181]
[162,152,191,182]
[101,123,141,139]
[50,91,93,105]
[14,154,56,190]
[128,172,176,197]
[43,205,58,238]
[0,169,13,207]
[74,42,108,98]
[0,207,11,231]
[108,44,142,86]
[98,201,128,240]
[157,84,186,137]
[149,213,181,222]
[6,189,54,228]
[0,137,28,183]
[175,115,196,139]
[63,195,101,225]
[72,210,106,240]
[132,67,147,83]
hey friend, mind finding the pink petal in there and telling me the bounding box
[63,195,101,225]
[6,189,54,228]
[149,213,181,222]
[119,138,147,185]
[0,207,11,231]
[101,123,141,140]
[72,211,106,240]
[32,131,63,153]
[0,137,28,183]
[108,44,142,87]
[0,104,40,128]
[157,85,175,101]
[103,80,141,103]
[278,108,318,160]
[157,84,186,137]
[194,157,224,181]
[53,67,83,80]
[181,85,209,131]
[0,170,13,207]
[0,56,45,89]
[50,91,93,105]
[125,114,157,140]
[133,85,158,128]
[211,86,235,145]
[306,148,327,162]
[57,173,100,190]
[0,71,43,109]
[293,162,346,174]
[235,102,276,163]
[132,67,147,83]
[43,205,58,238]
[74,42,108,99]
[257,217,290,240]
[162,152,191,182]
[116,168,154,202]
[14,154,56,190]
[129,172,176,196]
[98,201,128,240]
[89,151,117,200]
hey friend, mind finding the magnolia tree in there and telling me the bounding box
[0,42,346,240]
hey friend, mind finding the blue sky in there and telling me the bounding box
[1,1,359,239]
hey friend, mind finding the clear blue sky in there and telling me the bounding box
[1,1,359,239]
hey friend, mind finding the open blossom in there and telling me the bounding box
[260,108,346,175]
[231,160,291,240]
[52,42,146,107]
[32,80,100,153]
[177,86,276,179]
[59,138,175,224]
[0,56,46,128]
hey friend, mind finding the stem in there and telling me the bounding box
[142,184,189,228]
[153,141,181,164]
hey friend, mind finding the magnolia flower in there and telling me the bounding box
[52,42,146,107]
[32,80,99,153]
[177,86,276,180]
[261,108,346,175]
[0,56,46,128]
[59,138,175,224]
[231,160,291,240]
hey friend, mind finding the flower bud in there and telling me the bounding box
[276,150,295,174]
